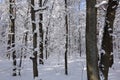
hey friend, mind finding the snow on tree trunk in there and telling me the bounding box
[99,0,119,80]
[30,0,38,78]
[39,0,44,64]
[8,0,17,76]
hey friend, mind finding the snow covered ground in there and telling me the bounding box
[0,54,120,80]
[0,54,87,80]
[108,58,120,80]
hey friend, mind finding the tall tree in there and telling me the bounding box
[45,0,55,59]
[30,0,38,78]
[99,0,119,80]
[65,0,68,75]
[39,0,44,64]
[8,0,17,76]
[86,0,100,80]
[23,1,30,58]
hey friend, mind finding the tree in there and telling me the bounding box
[30,0,38,78]
[65,0,68,75]
[45,0,55,59]
[39,0,44,64]
[99,0,119,80]
[86,0,100,80]
[7,0,17,76]
[23,1,30,58]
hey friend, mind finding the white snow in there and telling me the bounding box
[0,55,87,80]
[0,54,120,80]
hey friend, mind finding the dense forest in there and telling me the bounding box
[0,0,120,80]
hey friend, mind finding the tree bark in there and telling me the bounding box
[86,0,100,80]
[45,27,48,59]
[65,0,68,75]
[39,0,44,64]
[30,0,38,78]
[99,0,119,80]
[8,0,17,76]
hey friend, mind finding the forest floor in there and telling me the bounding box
[0,54,120,80]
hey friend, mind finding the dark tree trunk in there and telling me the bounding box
[86,0,100,80]
[24,32,28,58]
[45,27,48,59]
[78,29,82,57]
[18,48,23,76]
[8,0,17,76]
[65,0,68,75]
[39,0,44,64]
[7,35,11,59]
[99,0,119,80]
[30,0,38,78]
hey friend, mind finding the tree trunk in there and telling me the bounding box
[39,0,44,64]
[44,0,55,59]
[65,0,68,75]
[8,0,17,76]
[23,4,30,58]
[99,0,119,80]
[45,27,48,59]
[30,0,38,78]
[78,28,82,57]
[18,48,23,76]
[86,0,100,80]
[24,32,28,58]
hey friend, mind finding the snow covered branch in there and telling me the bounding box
[34,6,48,12]
[95,1,108,8]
